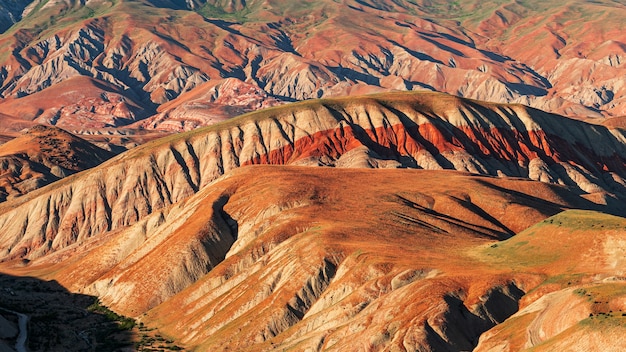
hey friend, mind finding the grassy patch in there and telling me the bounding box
[479,210,626,270]
[87,298,135,331]
[577,283,626,329]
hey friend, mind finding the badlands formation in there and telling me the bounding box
[0,0,625,351]
[0,92,624,350]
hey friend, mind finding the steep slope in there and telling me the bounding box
[0,92,625,350]
[0,0,33,33]
[0,124,113,202]
[0,76,147,129]
[0,91,625,261]
[133,77,285,131]
[0,0,625,136]
[6,166,625,351]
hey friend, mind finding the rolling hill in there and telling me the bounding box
[0,124,113,202]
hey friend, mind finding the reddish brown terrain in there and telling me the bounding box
[0,124,113,202]
[1,0,626,351]
[0,0,626,140]
[0,92,623,350]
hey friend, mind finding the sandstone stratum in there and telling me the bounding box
[0,91,625,350]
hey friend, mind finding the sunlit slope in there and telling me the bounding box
[474,210,626,351]
[14,165,615,351]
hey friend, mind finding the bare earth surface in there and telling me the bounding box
[0,91,624,350]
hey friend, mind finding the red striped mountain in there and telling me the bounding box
[0,91,624,261]
[0,92,625,350]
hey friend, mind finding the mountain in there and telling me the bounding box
[0,92,625,349]
[1,91,625,260]
[4,166,625,351]
[0,0,625,139]
[0,124,113,202]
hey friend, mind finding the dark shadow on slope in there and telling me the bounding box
[328,66,381,85]
[371,102,457,169]
[0,1,34,34]
[213,194,239,243]
[0,273,134,351]
[205,18,245,36]
[474,178,626,218]
[420,34,466,57]
[383,99,626,206]
[388,39,443,65]
[267,23,300,56]
[395,194,511,240]
[479,49,511,63]
[426,283,524,351]
[505,82,548,97]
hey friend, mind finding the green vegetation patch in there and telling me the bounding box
[480,210,626,269]
[540,209,626,230]
[87,298,136,331]
[579,283,626,329]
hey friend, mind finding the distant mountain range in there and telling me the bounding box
[0,0,625,144]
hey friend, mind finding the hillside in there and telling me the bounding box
[0,91,623,349]
[0,124,113,202]
[0,91,625,261]
[3,165,625,351]
[0,0,625,139]
[473,210,626,351]
[2,1,626,350]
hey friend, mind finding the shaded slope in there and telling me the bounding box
[0,91,625,261]
[0,124,113,202]
[0,272,135,351]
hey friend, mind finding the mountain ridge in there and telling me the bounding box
[0,91,624,262]
[0,92,625,350]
